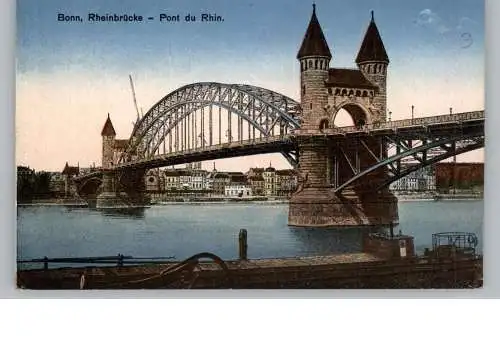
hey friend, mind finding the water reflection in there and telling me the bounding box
[289,226,387,255]
[17,201,483,262]
[97,207,148,219]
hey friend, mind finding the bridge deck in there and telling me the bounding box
[74,110,484,178]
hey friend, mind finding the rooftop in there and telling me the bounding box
[355,11,389,64]
[297,4,331,59]
[101,114,116,137]
[326,68,377,89]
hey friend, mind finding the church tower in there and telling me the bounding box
[356,11,389,123]
[101,113,116,169]
[297,4,331,130]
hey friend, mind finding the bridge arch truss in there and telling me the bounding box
[119,82,301,165]
[332,125,484,193]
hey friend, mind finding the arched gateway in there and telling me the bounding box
[288,6,398,227]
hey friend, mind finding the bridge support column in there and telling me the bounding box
[288,136,399,227]
[96,171,132,209]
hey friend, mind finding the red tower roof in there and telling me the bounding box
[297,4,332,59]
[62,162,79,176]
[355,11,389,64]
[101,113,116,136]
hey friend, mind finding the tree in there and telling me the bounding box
[17,166,34,203]
[33,171,52,198]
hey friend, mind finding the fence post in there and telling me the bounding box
[117,254,124,267]
[239,229,248,260]
[43,256,48,270]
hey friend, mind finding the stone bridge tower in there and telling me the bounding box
[101,113,116,169]
[288,6,398,227]
[96,114,148,209]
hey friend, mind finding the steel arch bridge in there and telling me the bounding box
[73,80,484,197]
[118,82,302,167]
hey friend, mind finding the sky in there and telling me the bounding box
[16,0,485,172]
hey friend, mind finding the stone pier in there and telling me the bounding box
[95,171,130,209]
[288,187,398,227]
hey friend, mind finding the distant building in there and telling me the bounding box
[263,164,276,196]
[48,172,66,197]
[17,166,34,180]
[178,169,192,190]
[276,169,298,196]
[61,162,80,196]
[390,165,435,192]
[213,172,230,196]
[224,184,252,197]
[433,162,484,192]
[205,165,218,191]
[191,168,207,190]
[163,169,180,190]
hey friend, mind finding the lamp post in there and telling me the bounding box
[449,107,456,195]
[411,105,414,122]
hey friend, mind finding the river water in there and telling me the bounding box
[17,200,483,266]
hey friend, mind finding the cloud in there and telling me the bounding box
[414,9,451,34]
[456,16,479,31]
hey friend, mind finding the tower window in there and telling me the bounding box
[335,89,340,95]
[319,119,329,131]
[341,89,347,96]
[308,60,312,68]
[302,85,306,95]
[301,62,304,72]
[367,65,372,74]
[356,90,361,96]
[315,60,318,69]
[362,91,368,97]
[328,88,332,95]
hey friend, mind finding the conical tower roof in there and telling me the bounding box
[355,11,389,64]
[101,113,116,136]
[297,4,332,59]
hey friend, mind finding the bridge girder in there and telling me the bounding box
[334,131,484,193]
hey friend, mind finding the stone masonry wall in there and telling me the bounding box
[300,57,330,130]
[359,62,388,123]
[102,136,115,169]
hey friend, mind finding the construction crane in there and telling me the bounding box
[129,74,141,121]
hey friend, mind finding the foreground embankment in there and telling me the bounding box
[17,234,482,289]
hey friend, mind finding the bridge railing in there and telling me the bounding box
[321,110,484,135]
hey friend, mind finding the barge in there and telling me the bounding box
[17,232,482,289]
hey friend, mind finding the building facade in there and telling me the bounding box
[389,166,436,192]
[224,184,253,197]
[433,162,484,192]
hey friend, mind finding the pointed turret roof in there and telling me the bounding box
[62,162,79,176]
[101,113,116,136]
[355,11,389,64]
[297,4,332,59]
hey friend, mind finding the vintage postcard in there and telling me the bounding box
[16,0,484,289]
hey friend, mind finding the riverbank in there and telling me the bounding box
[153,196,289,205]
[395,192,483,202]
[17,198,88,207]
[16,193,483,207]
